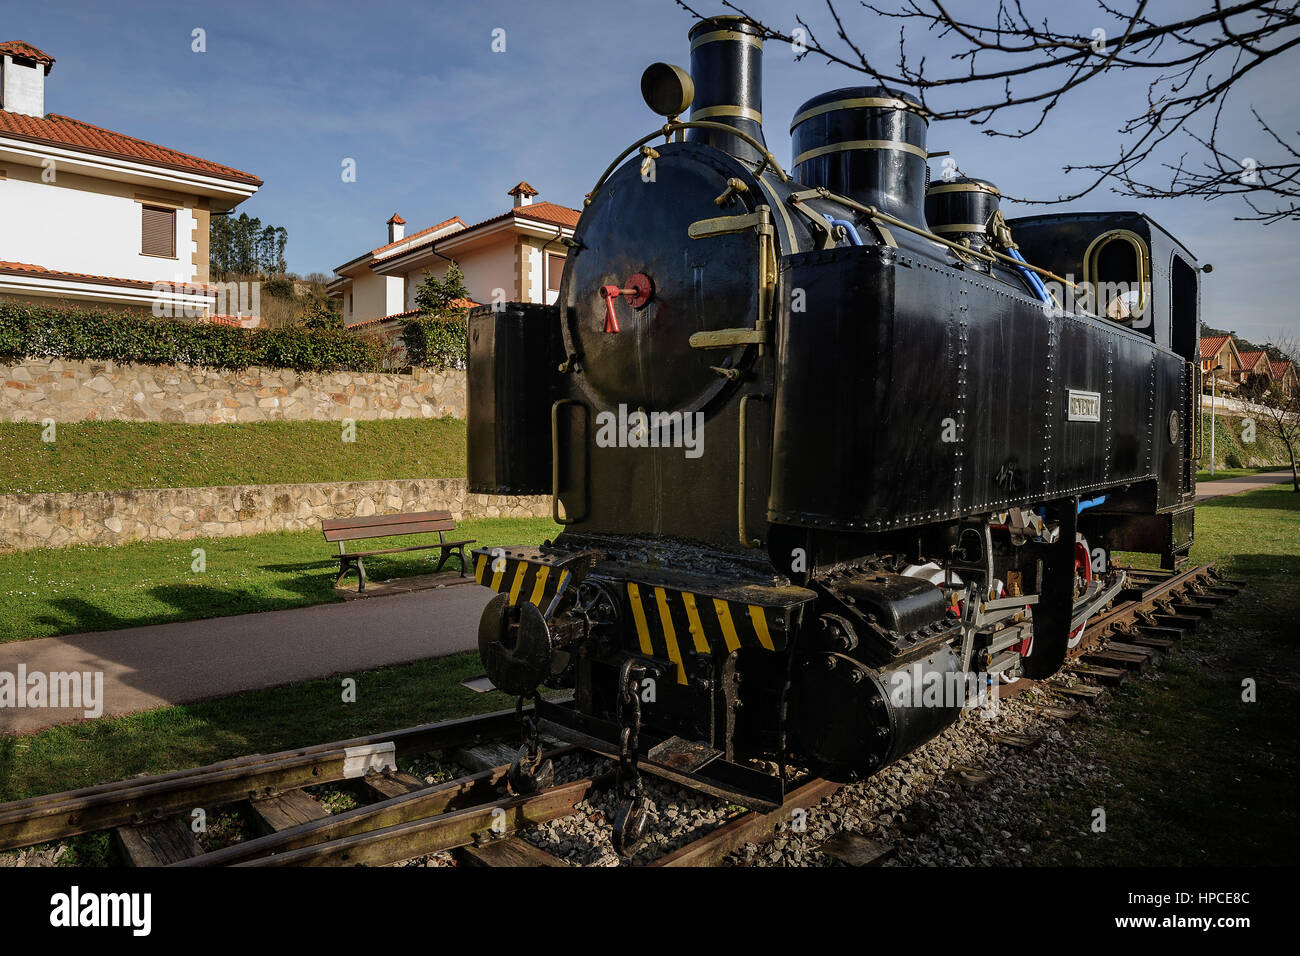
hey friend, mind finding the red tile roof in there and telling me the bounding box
[508,181,539,197]
[370,216,465,258]
[509,201,581,229]
[0,110,261,185]
[0,41,54,70]
[387,213,406,225]
[1273,359,1296,381]
[1199,334,1232,360]
[1238,350,1271,372]
[0,260,217,294]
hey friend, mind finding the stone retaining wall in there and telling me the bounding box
[0,358,466,423]
[0,479,550,552]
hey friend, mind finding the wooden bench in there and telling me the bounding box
[321,510,475,593]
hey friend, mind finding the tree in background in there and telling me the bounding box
[404,262,472,368]
[412,261,471,318]
[1256,337,1300,491]
[210,213,289,278]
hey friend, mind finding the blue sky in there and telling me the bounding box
[8,0,1298,343]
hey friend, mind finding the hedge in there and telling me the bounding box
[400,313,470,370]
[0,302,464,373]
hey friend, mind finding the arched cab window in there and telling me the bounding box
[1083,230,1151,331]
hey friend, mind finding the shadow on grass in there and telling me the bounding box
[1200,488,1300,510]
[29,573,338,638]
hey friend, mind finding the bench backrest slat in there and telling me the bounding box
[322,510,455,542]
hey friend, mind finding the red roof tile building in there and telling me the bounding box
[0,40,261,315]
[329,182,579,327]
[1199,334,1244,391]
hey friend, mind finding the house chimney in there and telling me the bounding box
[0,42,55,118]
[386,213,405,243]
[508,181,538,208]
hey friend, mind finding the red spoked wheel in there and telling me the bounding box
[1068,534,1093,648]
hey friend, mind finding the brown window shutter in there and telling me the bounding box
[547,253,564,291]
[141,205,176,257]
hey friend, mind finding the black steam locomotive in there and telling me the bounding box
[466,16,1204,852]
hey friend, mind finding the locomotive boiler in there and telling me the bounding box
[466,15,1204,853]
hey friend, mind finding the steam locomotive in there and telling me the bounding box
[466,15,1204,853]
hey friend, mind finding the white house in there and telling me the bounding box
[329,182,579,328]
[0,41,262,317]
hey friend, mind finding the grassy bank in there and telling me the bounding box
[0,516,559,643]
[0,652,507,806]
[1198,408,1293,472]
[0,418,466,494]
[1033,484,1300,864]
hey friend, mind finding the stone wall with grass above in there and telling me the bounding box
[1,358,466,423]
[0,479,549,551]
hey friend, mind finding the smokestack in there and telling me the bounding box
[386,213,405,243]
[685,16,767,165]
[790,86,930,228]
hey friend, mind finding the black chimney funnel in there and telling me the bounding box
[685,16,767,165]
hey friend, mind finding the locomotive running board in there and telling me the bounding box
[536,701,785,811]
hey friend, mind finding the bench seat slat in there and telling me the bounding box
[347,538,475,558]
[324,520,456,542]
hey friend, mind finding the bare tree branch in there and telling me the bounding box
[675,0,1300,220]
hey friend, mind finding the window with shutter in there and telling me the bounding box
[547,253,564,291]
[141,205,176,258]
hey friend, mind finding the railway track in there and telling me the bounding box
[0,563,1238,868]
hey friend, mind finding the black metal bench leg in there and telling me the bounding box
[433,548,449,574]
[336,557,353,590]
[356,557,367,593]
[456,545,469,577]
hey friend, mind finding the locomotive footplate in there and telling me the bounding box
[535,698,787,811]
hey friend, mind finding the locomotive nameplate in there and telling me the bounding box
[1067,389,1102,422]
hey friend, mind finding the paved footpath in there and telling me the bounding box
[1194,468,1295,502]
[0,583,496,735]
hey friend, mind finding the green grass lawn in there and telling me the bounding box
[0,651,514,819]
[0,516,560,643]
[1034,484,1300,864]
[2,489,1296,866]
[1195,465,1292,482]
[0,418,466,494]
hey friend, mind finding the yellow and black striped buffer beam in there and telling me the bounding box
[623,581,809,684]
[472,548,572,619]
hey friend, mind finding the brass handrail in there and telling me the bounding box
[587,121,788,204]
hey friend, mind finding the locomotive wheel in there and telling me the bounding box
[612,792,651,857]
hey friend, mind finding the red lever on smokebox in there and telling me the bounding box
[598,273,653,334]
[600,285,630,333]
